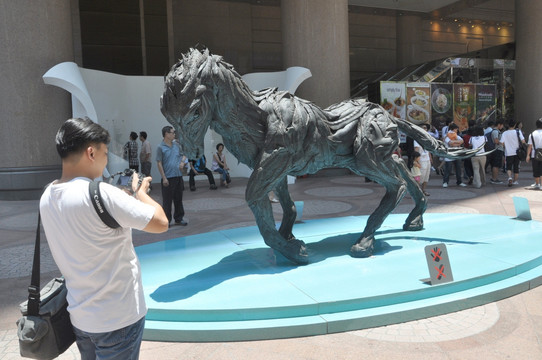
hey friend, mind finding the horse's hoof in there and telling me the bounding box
[403,221,424,231]
[350,242,374,258]
[276,239,309,265]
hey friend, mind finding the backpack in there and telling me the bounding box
[194,155,206,172]
[484,129,497,152]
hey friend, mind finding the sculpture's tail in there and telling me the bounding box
[393,117,491,160]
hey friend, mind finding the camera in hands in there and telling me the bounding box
[110,169,150,195]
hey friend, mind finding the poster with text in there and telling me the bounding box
[430,83,453,132]
[406,83,431,125]
[453,84,475,131]
[380,81,406,119]
[475,84,497,125]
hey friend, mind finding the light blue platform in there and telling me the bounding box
[136,214,542,342]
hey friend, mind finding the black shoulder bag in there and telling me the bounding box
[516,129,528,162]
[531,134,542,161]
[16,214,75,359]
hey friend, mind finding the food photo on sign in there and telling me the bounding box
[406,83,431,126]
[380,81,406,119]
[430,83,453,132]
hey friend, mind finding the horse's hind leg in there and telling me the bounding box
[394,155,427,231]
[351,176,406,258]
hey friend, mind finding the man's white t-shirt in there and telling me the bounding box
[40,178,154,333]
[528,129,542,157]
[500,129,525,157]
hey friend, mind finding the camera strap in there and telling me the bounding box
[89,181,121,229]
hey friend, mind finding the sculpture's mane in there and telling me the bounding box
[166,48,259,114]
[167,48,269,165]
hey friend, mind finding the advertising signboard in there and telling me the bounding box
[475,84,497,125]
[406,83,431,126]
[380,81,406,120]
[453,84,475,131]
[430,83,453,131]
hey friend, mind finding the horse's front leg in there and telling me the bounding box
[246,154,308,265]
[275,177,297,241]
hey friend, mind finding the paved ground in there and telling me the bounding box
[1,166,542,359]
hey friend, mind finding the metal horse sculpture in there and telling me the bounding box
[161,48,478,265]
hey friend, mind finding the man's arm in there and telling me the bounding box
[157,160,169,187]
[493,130,501,145]
[133,175,168,233]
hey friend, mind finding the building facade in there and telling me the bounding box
[1,0,539,200]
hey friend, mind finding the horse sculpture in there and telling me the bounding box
[161,48,479,265]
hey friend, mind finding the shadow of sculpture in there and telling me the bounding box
[150,232,484,303]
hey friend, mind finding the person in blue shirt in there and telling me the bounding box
[156,126,187,226]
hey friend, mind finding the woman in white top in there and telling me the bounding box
[212,143,232,187]
[469,126,487,188]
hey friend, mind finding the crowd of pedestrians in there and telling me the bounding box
[405,117,542,192]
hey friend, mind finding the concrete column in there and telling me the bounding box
[396,14,423,68]
[0,0,74,199]
[281,0,350,108]
[514,0,542,134]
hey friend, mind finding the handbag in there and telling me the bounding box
[531,134,542,161]
[516,129,528,161]
[16,214,75,360]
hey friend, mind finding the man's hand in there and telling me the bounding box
[131,173,152,195]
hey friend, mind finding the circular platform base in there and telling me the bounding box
[136,213,542,342]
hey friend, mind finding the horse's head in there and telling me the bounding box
[161,48,218,159]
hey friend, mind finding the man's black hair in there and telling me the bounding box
[162,126,173,137]
[139,131,147,139]
[55,117,110,159]
[449,123,459,131]
[472,125,484,137]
